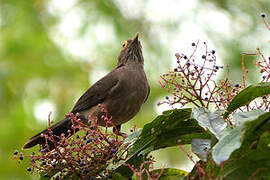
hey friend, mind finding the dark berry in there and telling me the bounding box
[76,135,80,139]
[187,62,191,66]
[111,149,116,153]
[234,84,240,88]
[90,176,96,180]
[192,42,195,46]
[14,150,18,155]
[215,66,219,70]
[211,50,216,54]
[261,13,266,18]
[204,97,209,100]
[174,68,178,72]
[184,55,187,59]
[27,167,31,172]
[40,149,45,153]
[54,152,58,156]
[90,126,94,130]
[194,66,198,69]
[52,163,57,168]
[202,55,206,59]
[263,95,267,99]
[87,138,93,143]
[44,174,49,178]
[79,161,84,167]
[263,75,266,79]
[19,155,23,160]
[165,96,169,100]
[42,161,46,165]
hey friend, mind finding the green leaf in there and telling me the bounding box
[222,149,270,179]
[224,82,270,118]
[143,168,188,180]
[192,107,227,139]
[232,110,265,126]
[212,111,270,165]
[212,126,241,165]
[115,108,211,178]
[232,111,270,156]
[126,108,193,160]
[112,172,128,180]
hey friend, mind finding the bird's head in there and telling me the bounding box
[117,33,144,67]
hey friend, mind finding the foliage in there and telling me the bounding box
[12,14,270,180]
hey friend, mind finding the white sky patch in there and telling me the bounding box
[145,0,197,22]
[197,5,231,36]
[33,99,56,124]
[114,0,145,19]
[47,0,76,16]
[49,5,116,61]
[58,8,84,37]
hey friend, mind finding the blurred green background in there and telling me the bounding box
[0,0,269,179]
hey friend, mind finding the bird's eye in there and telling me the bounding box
[122,41,128,50]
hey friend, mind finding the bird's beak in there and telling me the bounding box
[132,33,139,43]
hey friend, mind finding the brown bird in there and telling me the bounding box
[23,33,150,149]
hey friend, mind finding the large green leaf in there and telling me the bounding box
[212,126,241,165]
[192,107,227,139]
[189,110,270,179]
[115,108,211,178]
[231,111,270,157]
[212,110,269,165]
[222,149,270,180]
[224,82,270,118]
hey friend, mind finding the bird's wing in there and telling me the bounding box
[71,70,119,113]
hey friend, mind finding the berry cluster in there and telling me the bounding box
[158,13,270,118]
[158,41,233,110]
[13,108,128,179]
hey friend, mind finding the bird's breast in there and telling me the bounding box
[104,68,149,125]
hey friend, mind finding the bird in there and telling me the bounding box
[23,33,150,149]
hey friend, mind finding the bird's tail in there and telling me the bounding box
[23,117,75,150]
